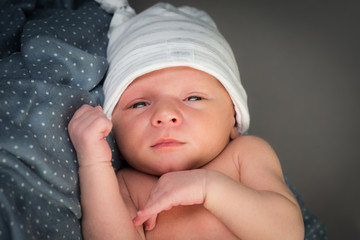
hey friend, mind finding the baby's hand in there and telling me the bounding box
[133,169,207,231]
[68,104,113,167]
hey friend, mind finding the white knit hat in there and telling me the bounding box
[99,1,250,134]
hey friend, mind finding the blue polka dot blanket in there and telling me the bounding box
[0,0,327,239]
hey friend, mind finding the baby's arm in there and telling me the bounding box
[68,104,144,240]
[203,136,304,239]
[134,136,304,239]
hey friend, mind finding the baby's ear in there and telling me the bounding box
[230,126,239,140]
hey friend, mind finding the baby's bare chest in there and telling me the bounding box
[144,204,239,240]
[122,156,240,239]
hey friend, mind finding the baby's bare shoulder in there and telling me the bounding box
[206,135,283,184]
[231,135,280,167]
[229,136,292,195]
[222,136,278,165]
[203,136,263,180]
[230,135,273,150]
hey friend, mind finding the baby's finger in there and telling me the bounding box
[133,196,172,226]
[133,212,158,230]
[70,104,94,120]
[75,106,107,128]
[133,208,158,225]
[132,211,148,227]
[94,105,103,111]
[144,214,158,231]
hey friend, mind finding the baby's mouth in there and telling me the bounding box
[151,138,185,149]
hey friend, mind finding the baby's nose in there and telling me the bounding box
[154,117,178,125]
[151,101,182,127]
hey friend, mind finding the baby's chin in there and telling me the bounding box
[138,166,190,177]
[135,161,210,176]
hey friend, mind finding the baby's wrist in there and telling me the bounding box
[78,159,112,170]
[77,154,112,168]
[202,170,227,208]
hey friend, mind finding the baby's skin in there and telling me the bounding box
[68,67,304,239]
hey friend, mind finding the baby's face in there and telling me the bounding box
[112,67,236,175]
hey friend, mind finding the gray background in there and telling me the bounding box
[131,0,360,239]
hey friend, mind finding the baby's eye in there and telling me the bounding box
[131,102,148,108]
[186,96,202,101]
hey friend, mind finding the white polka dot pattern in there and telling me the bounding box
[0,1,120,239]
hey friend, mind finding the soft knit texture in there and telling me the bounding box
[101,2,250,134]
